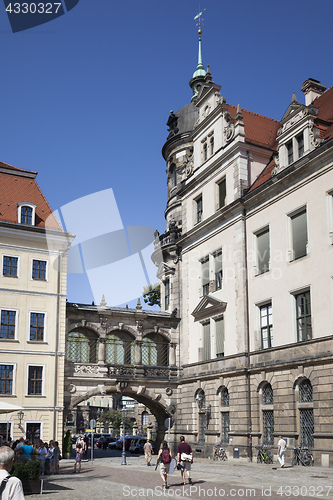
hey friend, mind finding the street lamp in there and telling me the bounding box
[17,410,24,429]
[121,407,127,465]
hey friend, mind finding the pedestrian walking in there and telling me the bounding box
[176,436,193,485]
[36,440,47,476]
[74,443,83,473]
[0,446,25,500]
[277,436,287,468]
[143,439,153,466]
[156,441,172,489]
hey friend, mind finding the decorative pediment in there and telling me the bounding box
[191,295,227,322]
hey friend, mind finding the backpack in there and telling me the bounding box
[0,475,10,498]
[161,449,171,464]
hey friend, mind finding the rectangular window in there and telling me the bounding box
[291,209,307,259]
[287,140,293,165]
[221,412,230,444]
[164,279,170,311]
[28,366,43,395]
[214,251,223,290]
[202,258,209,296]
[299,409,314,448]
[203,143,208,162]
[32,260,46,280]
[257,228,270,274]
[295,291,312,341]
[215,316,224,357]
[218,179,226,209]
[196,196,203,223]
[210,136,214,156]
[262,410,274,446]
[26,422,41,445]
[3,256,18,277]
[0,365,13,394]
[0,311,16,340]
[297,133,304,158]
[202,321,211,361]
[260,304,273,349]
[30,313,45,341]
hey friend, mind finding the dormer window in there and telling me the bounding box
[287,140,293,165]
[297,132,304,158]
[17,202,36,226]
[203,142,208,161]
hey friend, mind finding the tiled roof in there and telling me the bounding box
[0,161,62,231]
[247,84,333,193]
[228,105,280,150]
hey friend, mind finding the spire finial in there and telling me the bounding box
[189,8,207,102]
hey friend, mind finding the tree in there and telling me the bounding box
[97,410,132,432]
[143,283,160,307]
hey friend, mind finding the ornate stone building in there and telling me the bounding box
[153,22,333,465]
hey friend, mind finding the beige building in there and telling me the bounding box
[155,26,333,465]
[0,161,73,444]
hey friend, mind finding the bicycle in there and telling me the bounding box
[213,446,228,461]
[257,447,273,464]
[291,447,314,466]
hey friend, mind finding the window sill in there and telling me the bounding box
[32,278,47,282]
[0,339,19,342]
[0,394,16,397]
[27,341,47,344]
[255,270,270,277]
[2,275,18,279]
[26,395,45,398]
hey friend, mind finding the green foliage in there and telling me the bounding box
[63,429,73,454]
[143,283,160,307]
[12,460,40,480]
[98,410,133,432]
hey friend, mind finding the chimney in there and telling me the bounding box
[301,78,326,106]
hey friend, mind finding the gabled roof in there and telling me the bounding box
[228,104,280,150]
[192,295,227,322]
[0,161,62,231]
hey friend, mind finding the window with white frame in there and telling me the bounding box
[286,140,293,165]
[27,365,43,395]
[256,228,270,274]
[290,208,308,260]
[29,312,45,342]
[202,321,211,361]
[164,279,170,310]
[260,303,273,349]
[210,135,214,156]
[295,290,312,341]
[296,132,304,158]
[217,178,226,209]
[17,202,36,226]
[32,260,47,280]
[203,141,208,162]
[0,365,14,394]
[201,258,210,296]
[214,251,223,291]
[195,196,203,223]
[0,310,16,340]
[2,256,18,277]
[215,316,224,357]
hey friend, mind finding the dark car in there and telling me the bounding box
[96,436,116,448]
[129,438,155,454]
[116,435,141,451]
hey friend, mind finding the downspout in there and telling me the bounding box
[53,251,61,440]
[243,207,252,461]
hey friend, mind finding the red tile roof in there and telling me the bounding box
[0,161,62,231]
[228,105,280,150]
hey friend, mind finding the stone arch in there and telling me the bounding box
[107,325,137,339]
[141,332,169,366]
[143,329,171,342]
[66,327,99,363]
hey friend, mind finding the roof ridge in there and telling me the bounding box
[228,103,280,124]
[0,160,36,174]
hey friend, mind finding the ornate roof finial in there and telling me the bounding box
[189,9,207,102]
[291,92,298,104]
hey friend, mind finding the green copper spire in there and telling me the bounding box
[189,9,207,102]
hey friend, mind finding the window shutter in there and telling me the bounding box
[203,322,211,360]
[215,317,224,357]
[291,210,307,259]
[257,229,270,273]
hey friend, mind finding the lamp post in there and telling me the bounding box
[17,410,24,430]
[121,407,127,465]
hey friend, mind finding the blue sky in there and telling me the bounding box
[1,0,333,306]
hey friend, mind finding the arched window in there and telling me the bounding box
[17,202,36,226]
[219,387,230,444]
[106,333,134,365]
[66,331,97,363]
[142,334,168,366]
[195,389,206,443]
[262,383,273,405]
[196,389,206,410]
[299,379,313,402]
[142,411,149,427]
[220,388,229,407]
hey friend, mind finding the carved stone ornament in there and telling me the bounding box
[68,384,76,394]
[109,366,134,376]
[167,403,176,415]
[309,122,321,148]
[165,387,173,396]
[74,365,99,375]
[117,380,129,392]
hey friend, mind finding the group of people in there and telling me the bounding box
[155,436,193,490]
[11,438,61,475]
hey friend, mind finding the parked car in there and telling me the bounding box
[130,438,155,454]
[116,435,141,451]
[107,437,117,449]
[96,435,116,448]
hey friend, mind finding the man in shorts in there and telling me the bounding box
[176,436,193,485]
[143,439,153,466]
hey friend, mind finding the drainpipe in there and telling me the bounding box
[243,208,253,461]
[53,251,61,440]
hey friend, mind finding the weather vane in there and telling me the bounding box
[194,8,205,34]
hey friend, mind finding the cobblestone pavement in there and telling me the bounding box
[27,455,333,500]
